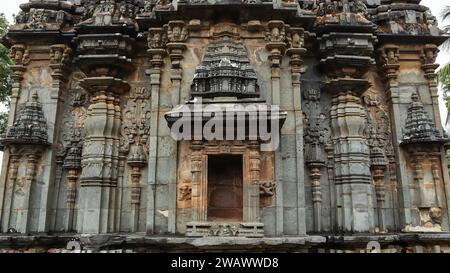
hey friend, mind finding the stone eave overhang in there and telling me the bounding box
[314,23,376,35]
[19,1,79,14]
[318,55,375,70]
[400,138,450,148]
[6,30,76,45]
[74,24,137,36]
[191,91,261,99]
[0,139,51,151]
[322,78,370,96]
[136,6,316,30]
[377,33,449,46]
[74,54,134,73]
[165,99,287,139]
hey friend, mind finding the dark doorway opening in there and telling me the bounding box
[207,155,243,222]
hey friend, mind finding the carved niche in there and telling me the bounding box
[362,88,392,158]
[120,86,152,154]
[59,72,90,158]
[401,93,448,232]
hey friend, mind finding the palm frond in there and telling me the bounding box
[442,5,450,21]
[438,62,450,108]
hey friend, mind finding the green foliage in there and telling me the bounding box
[0,13,11,135]
[438,6,450,110]
[439,63,450,104]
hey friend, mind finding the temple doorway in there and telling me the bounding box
[207,155,243,222]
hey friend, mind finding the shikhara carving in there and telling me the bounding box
[0,0,449,252]
[191,38,260,98]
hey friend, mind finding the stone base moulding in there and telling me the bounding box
[186,222,264,238]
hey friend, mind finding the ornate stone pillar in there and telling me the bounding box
[303,88,326,232]
[315,4,377,232]
[265,20,287,236]
[62,139,82,231]
[421,44,441,127]
[304,88,327,233]
[16,152,40,233]
[73,0,137,234]
[165,21,188,234]
[265,20,286,105]
[0,154,20,232]
[246,142,261,223]
[47,43,73,232]
[287,26,308,235]
[412,152,429,207]
[79,80,128,186]
[430,153,445,209]
[77,78,129,233]
[370,148,388,232]
[377,44,412,228]
[307,154,324,232]
[126,144,147,232]
[325,143,336,231]
[146,27,167,234]
[328,87,373,232]
[190,141,206,222]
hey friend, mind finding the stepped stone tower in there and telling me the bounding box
[0,0,450,252]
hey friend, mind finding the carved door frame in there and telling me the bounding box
[187,141,263,237]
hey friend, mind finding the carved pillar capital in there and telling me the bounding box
[165,20,188,69]
[9,44,29,87]
[286,27,307,74]
[147,27,168,70]
[10,44,30,67]
[265,20,287,68]
[378,44,400,82]
[8,45,28,108]
[421,44,440,77]
[49,44,73,81]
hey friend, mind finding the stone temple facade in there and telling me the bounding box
[0,0,450,253]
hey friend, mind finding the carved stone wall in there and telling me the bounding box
[0,0,449,251]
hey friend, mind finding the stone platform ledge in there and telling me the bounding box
[0,233,450,252]
[324,233,450,248]
[0,234,326,251]
[71,234,328,252]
